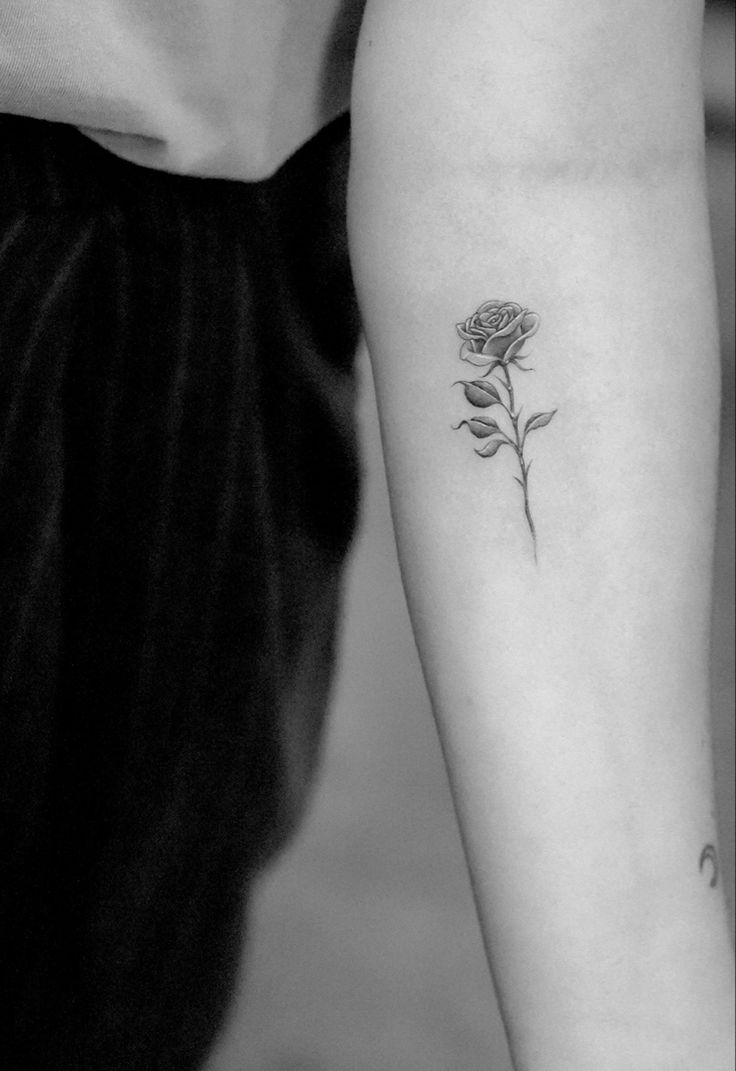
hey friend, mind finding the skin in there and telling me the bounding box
[348,2,735,1068]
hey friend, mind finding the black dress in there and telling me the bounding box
[0,111,361,1071]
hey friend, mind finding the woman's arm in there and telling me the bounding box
[348,2,734,1068]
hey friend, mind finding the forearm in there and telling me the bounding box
[348,3,734,1068]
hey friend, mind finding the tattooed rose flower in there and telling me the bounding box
[452,298,554,562]
[457,300,540,368]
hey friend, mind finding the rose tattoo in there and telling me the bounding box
[457,300,540,367]
[452,300,556,560]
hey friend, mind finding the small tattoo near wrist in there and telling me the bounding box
[699,844,719,888]
[452,300,556,562]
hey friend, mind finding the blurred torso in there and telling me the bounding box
[0,0,364,179]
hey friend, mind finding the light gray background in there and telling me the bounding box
[209,11,735,1069]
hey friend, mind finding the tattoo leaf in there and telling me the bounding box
[476,437,507,458]
[455,380,503,409]
[453,416,505,439]
[524,410,556,434]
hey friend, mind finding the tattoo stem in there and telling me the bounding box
[502,364,537,561]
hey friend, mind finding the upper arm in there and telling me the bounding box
[352,0,706,177]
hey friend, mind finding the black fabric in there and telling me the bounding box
[0,114,361,1071]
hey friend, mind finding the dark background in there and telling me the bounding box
[209,7,735,1068]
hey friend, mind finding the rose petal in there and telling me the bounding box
[460,342,496,366]
[475,300,504,317]
[503,337,526,361]
[520,311,540,337]
[490,309,527,338]
[458,325,486,342]
[503,314,540,360]
[481,334,513,357]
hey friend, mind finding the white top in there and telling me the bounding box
[0,0,364,180]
